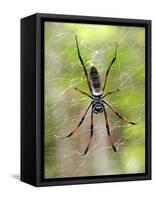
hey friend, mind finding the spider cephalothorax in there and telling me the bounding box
[92,97,104,114]
[55,35,136,155]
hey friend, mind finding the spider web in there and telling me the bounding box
[44,22,145,179]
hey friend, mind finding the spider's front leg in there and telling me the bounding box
[103,100,137,125]
[103,105,117,152]
[79,107,94,155]
[55,102,93,139]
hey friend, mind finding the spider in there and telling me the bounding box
[55,35,136,155]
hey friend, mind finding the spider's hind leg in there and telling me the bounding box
[103,43,118,92]
[75,35,92,92]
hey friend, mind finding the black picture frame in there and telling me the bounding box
[21,13,151,187]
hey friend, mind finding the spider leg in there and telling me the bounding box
[103,105,117,152]
[103,43,117,92]
[103,100,137,125]
[75,35,91,92]
[55,102,93,138]
[79,107,94,155]
[75,87,93,99]
[102,88,120,98]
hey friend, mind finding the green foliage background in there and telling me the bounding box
[44,22,145,179]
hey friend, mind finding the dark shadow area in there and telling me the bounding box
[11,174,20,181]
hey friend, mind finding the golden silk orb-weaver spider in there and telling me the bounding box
[55,35,137,155]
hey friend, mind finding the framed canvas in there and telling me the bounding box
[21,13,151,187]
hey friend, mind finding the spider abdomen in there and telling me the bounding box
[89,67,103,96]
